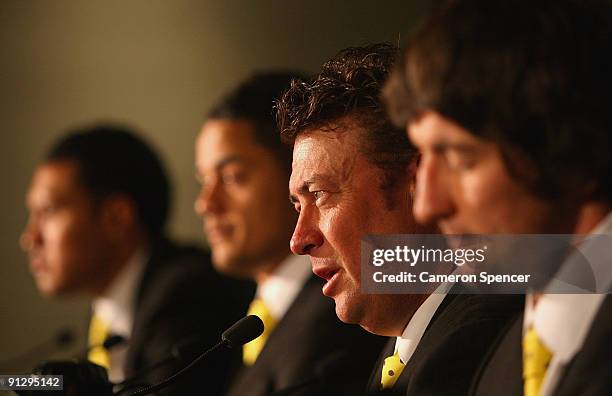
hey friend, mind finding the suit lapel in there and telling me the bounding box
[367,338,395,393]
[472,315,523,396]
[553,295,612,396]
[123,238,171,375]
[366,293,462,395]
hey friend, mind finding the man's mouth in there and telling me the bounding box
[439,221,461,236]
[313,266,337,281]
[205,224,233,243]
[29,257,47,275]
[312,265,341,296]
[443,234,483,250]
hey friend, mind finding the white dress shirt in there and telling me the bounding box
[394,281,454,364]
[92,248,147,382]
[524,211,612,396]
[255,254,312,321]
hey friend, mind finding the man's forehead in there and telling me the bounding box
[408,111,484,148]
[200,119,256,141]
[28,161,81,204]
[294,128,360,158]
[197,124,260,170]
[197,153,250,173]
[293,131,356,167]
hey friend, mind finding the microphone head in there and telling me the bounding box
[102,334,126,350]
[55,328,76,347]
[221,315,264,348]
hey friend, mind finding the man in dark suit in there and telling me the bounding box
[384,1,612,395]
[194,72,385,395]
[364,291,523,395]
[20,124,251,395]
[279,43,522,395]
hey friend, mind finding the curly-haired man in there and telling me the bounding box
[279,43,522,395]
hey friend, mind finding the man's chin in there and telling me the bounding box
[211,250,255,279]
[211,257,240,276]
[333,298,360,325]
[334,307,352,324]
[35,280,68,298]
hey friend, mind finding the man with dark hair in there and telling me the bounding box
[21,124,251,394]
[279,43,521,395]
[194,71,385,396]
[384,1,612,395]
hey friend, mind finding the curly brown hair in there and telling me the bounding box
[276,43,417,197]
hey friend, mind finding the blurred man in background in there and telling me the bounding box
[195,71,385,395]
[279,43,522,395]
[384,0,612,395]
[21,124,251,394]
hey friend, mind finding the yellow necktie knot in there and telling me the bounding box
[381,352,406,389]
[243,298,277,365]
[88,314,110,369]
[523,327,553,396]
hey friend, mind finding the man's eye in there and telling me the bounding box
[195,173,207,187]
[312,191,329,202]
[444,152,477,171]
[39,205,59,218]
[221,172,246,185]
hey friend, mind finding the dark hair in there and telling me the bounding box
[46,124,171,237]
[277,43,417,196]
[207,71,306,174]
[384,0,612,201]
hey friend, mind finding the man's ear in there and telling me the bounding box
[407,154,420,200]
[100,194,137,242]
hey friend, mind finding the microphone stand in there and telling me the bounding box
[117,340,228,396]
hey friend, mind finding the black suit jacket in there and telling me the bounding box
[119,237,254,395]
[472,295,612,396]
[367,291,524,396]
[226,275,387,396]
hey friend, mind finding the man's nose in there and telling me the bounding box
[290,209,324,255]
[412,155,454,226]
[20,218,41,253]
[194,180,224,216]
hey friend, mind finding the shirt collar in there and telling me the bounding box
[92,247,148,337]
[524,293,605,361]
[256,254,312,320]
[395,281,453,364]
[525,210,611,361]
[579,210,612,291]
[590,210,612,235]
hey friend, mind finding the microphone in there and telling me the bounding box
[103,335,127,350]
[0,327,76,371]
[71,333,127,376]
[56,329,76,346]
[122,315,264,396]
[83,334,127,357]
[272,351,352,396]
[222,314,265,347]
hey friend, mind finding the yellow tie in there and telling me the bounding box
[381,352,406,389]
[523,327,553,396]
[243,298,277,365]
[88,314,110,369]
